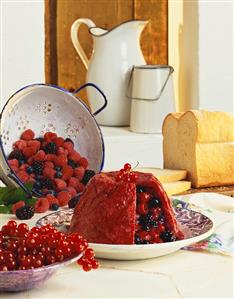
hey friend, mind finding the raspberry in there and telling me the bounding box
[68,177,80,189]
[67,187,77,198]
[74,166,85,181]
[17,170,29,183]
[76,182,85,193]
[54,178,67,191]
[22,146,37,158]
[43,167,55,179]
[34,198,50,213]
[34,150,46,161]
[63,142,74,153]
[44,161,54,168]
[54,137,64,147]
[57,147,68,156]
[8,159,19,168]
[16,206,34,220]
[62,165,73,181]
[19,163,29,171]
[12,201,25,214]
[44,132,57,142]
[46,194,59,206]
[54,154,67,167]
[27,140,41,151]
[68,177,85,192]
[68,151,81,163]
[57,191,71,206]
[45,154,56,162]
[21,129,35,141]
[14,140,27,150]
[79,157,88,169]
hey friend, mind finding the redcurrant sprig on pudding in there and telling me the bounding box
[116,163,137,183]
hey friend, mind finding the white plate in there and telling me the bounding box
[37,207,214,260]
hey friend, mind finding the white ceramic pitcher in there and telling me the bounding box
[71,19,148,126]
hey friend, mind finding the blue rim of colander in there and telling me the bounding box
[0,83,106,195]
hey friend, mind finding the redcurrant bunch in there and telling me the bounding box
[0,220,99,272]
[116,163,137,183]
[77,248,100,272]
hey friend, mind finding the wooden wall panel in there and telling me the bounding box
[45,0,168,105]
[134,0,168,65]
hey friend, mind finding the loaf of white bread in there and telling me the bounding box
[162,110,234,188]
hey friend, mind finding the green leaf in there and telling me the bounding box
[0,204,12,214]
[0,183,34,205]
[0,186,16,204]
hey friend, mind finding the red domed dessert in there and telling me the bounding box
[69,165,184,245]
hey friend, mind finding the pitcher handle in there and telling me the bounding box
[71,18,96,70]
[73,83,107,116]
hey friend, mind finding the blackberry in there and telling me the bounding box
[40,178,54,189]
[55,171,62,178]
[47,190,57,196]
[8,149,25,161]
[35,137,44,143]
[32,161,44,175]
[50,203,59,211]
[65,138,74,145]
[33,181,41,189]
[148,197,161,208]
[43,142,57,154]
[68,159,77,169]
[15,206,34,220]
[26,166,33,174]
[68,195,80,208]
[160,230,176,242]
[135,235,143,245]
[139,213,154,230]
[142,240,150,244]
[136,186,145,193]
[81,170,95,185]
[158,214,165,223]
[55,166,61,171]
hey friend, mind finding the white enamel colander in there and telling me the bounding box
[0,83,106,194]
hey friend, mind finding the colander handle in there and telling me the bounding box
[73,83,107,116]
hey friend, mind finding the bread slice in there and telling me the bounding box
[136,167,187,183]
[162,181,191,195]
[163,110,234,188]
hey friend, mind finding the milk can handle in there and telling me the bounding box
[127,65,174,101]
[73,83,107,116]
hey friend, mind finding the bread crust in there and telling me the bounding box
[163,110,234,188]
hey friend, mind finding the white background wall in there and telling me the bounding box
[0,0,233,113]
[0,0,44,110]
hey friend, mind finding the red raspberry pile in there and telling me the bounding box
[7,129,95,217]
[0,220,100,272]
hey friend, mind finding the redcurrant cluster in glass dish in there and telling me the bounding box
[0,220,99,272]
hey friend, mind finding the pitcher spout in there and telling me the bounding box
[89,19,149,38]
